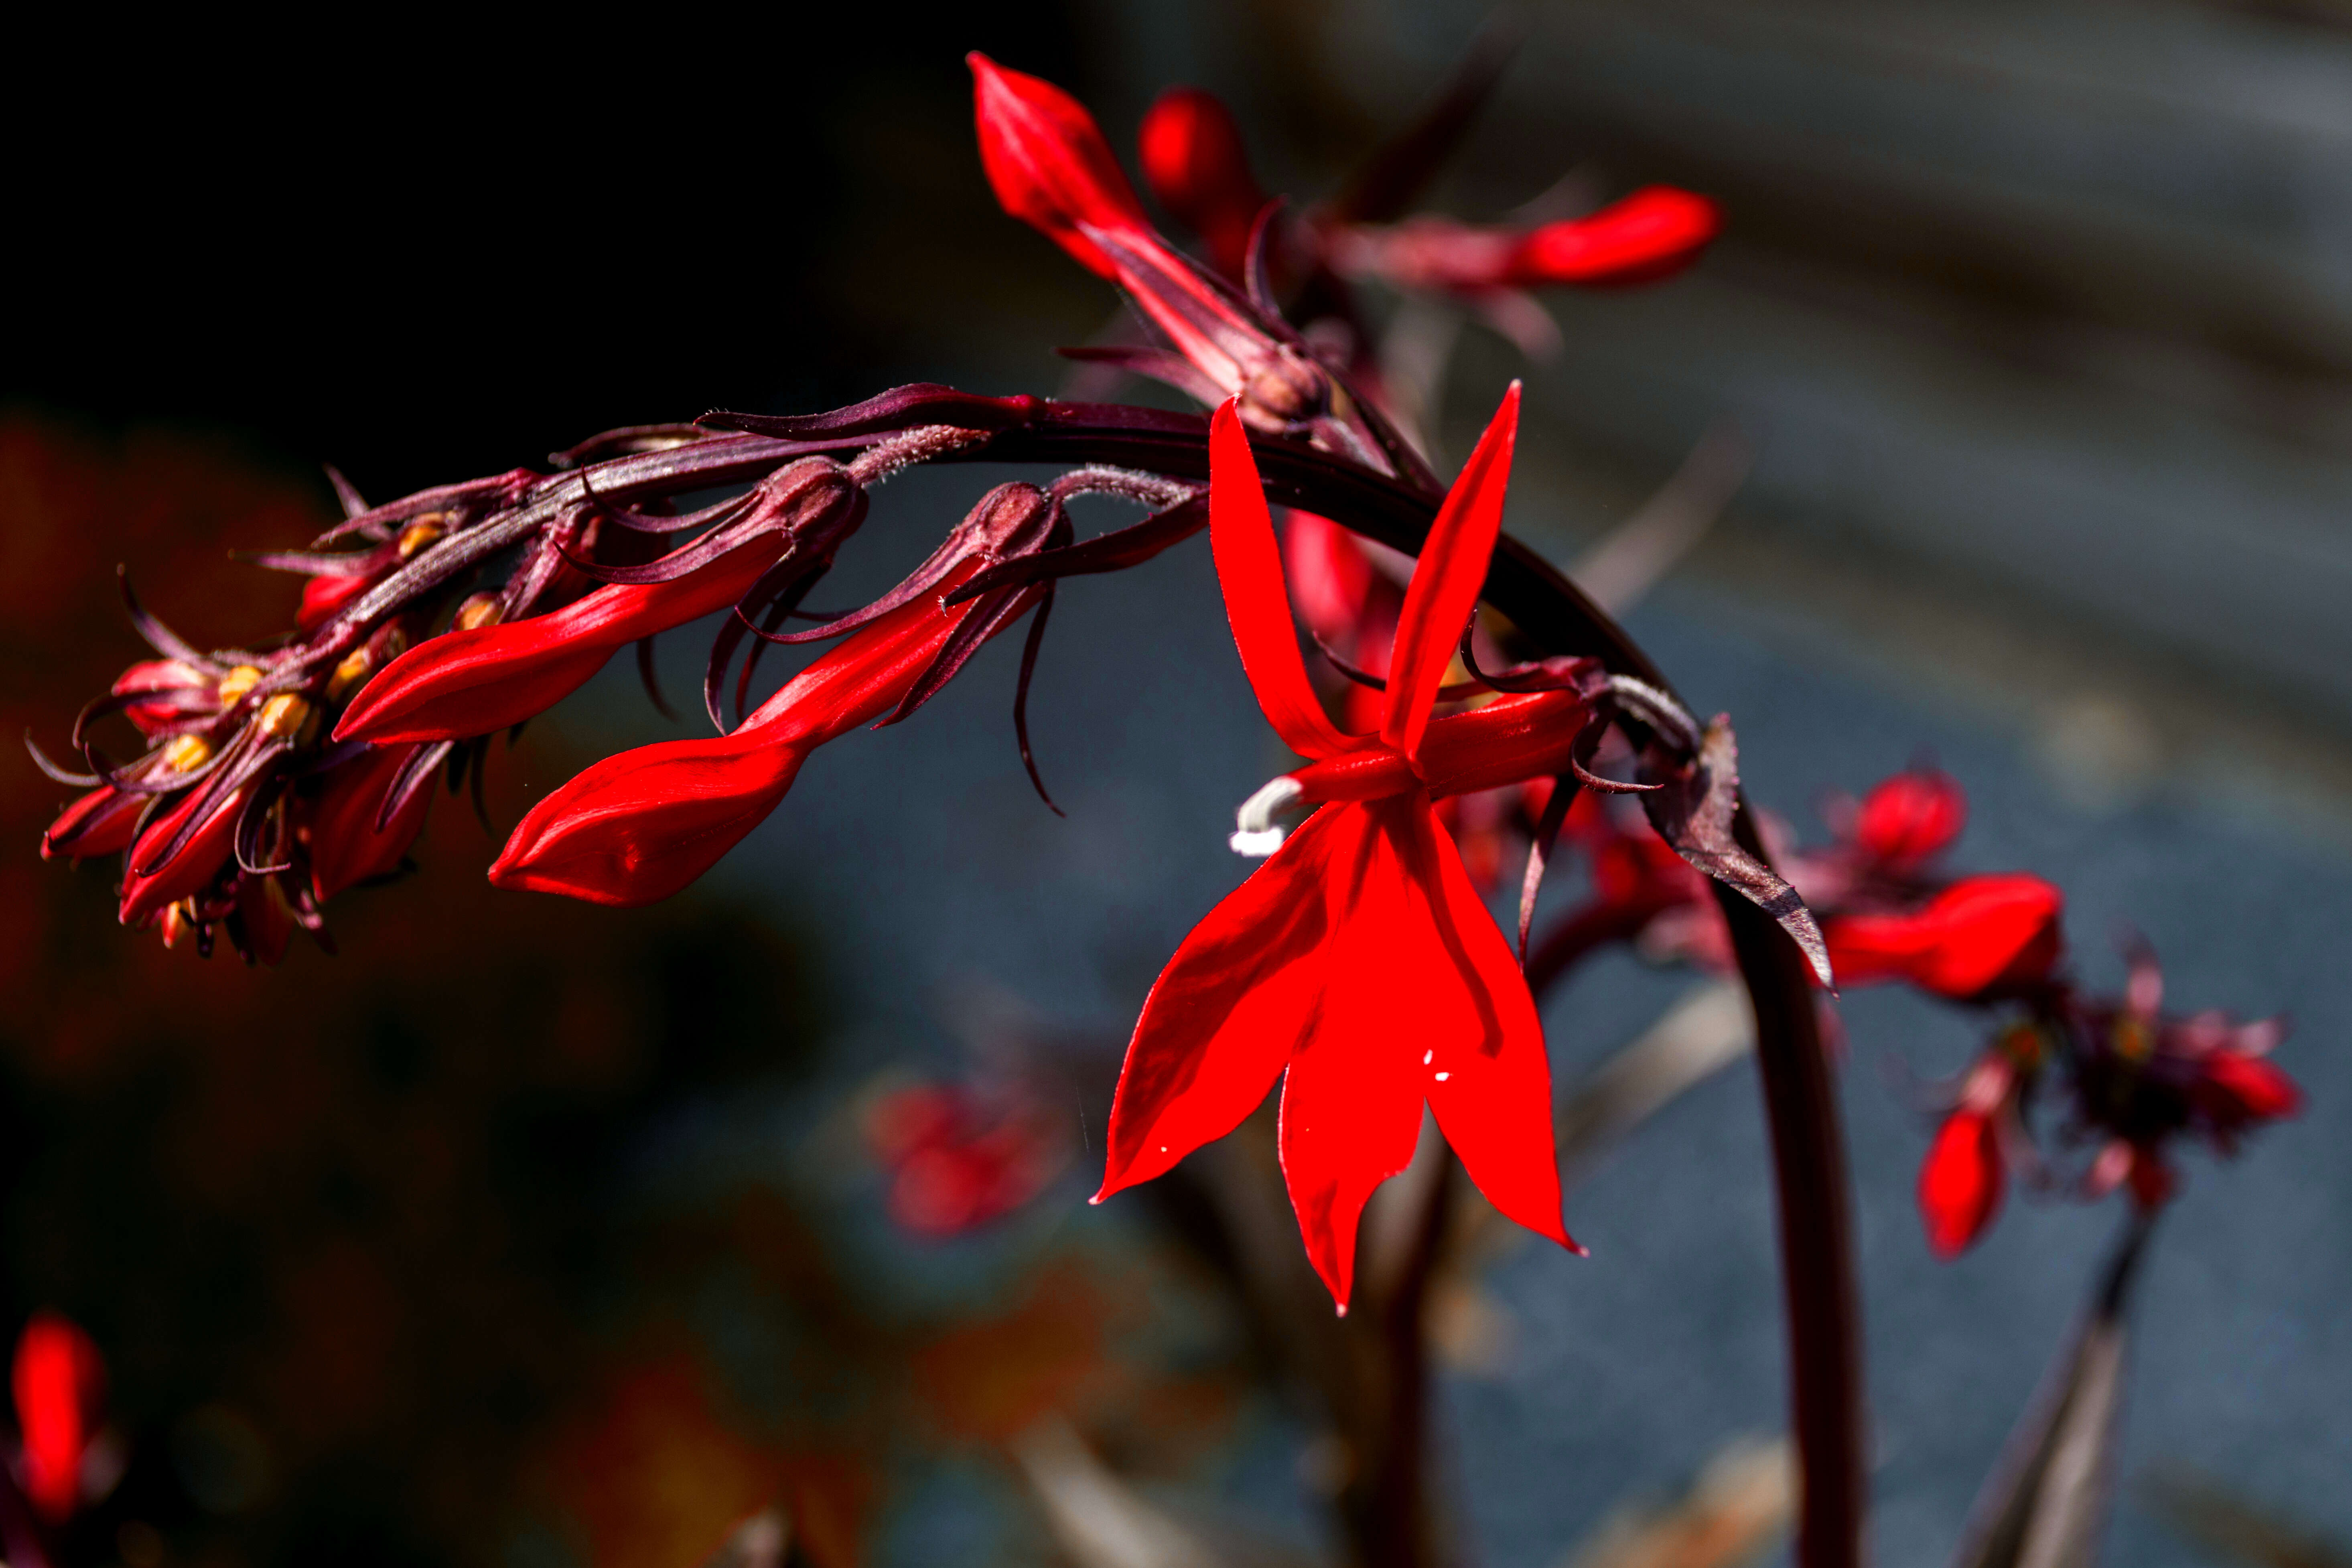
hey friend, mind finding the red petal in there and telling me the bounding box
[1404,800,1571,1251]
[119,784,251,924]
[1381,384,1520,760]
[1918,1108,2003,1258]
[2199,1049,2303,1123]
[236,873,297,966]
[1505,187,1720,287]
[1209,402,1352,760]
[1853,767,1966,866]
[13,1311,102,1524]
[336,539,777,745]
[41,785,145,861]
[1096,802,1355,1203]
[1823,874,2062,998]
[1137,86,1266,278]
[1281,795,1562,1307]
[307,743,435,901]
[968,53,1153,281]
[488,730,808,907]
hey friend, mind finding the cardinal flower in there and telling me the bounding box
[1096,386,1585,1310]
[12,1312,104,1525]
[1138,86,1268,280]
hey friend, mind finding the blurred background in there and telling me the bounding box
[3,2,2346,1566]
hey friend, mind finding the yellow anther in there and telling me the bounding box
[327,648,374,702]
[453,593,504,631]
[255,693,313,741]
[161,734,212,773]
[159,901,196,949]
[216,665,265,705]
[397,514,447,559]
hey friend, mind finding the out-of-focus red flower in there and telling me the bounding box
[1327,188,1720,296]
[1099,388,1585,1310]
[1138,86,1268,280]
[968,52,1155,281]
[12,1311,104,1525]
[862,1078,1067,1237]
[2194,1047,2302,1124]
[1918,1106,2004,1259]
[969,57,1388,466]
[1822,873,2063,999]
[1850,766,1967,868]
[298,569,379,633]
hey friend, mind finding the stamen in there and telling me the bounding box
[327,649,373,702]
[397,515,448,559]
[162,735,213,773]
[1229,775,1303,857]
[453,593,504,631]
[254,694,313,742]
[217,665,265,705]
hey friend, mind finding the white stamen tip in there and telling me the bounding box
[1433,1071,1450,1081]
[1230,775,1305,857]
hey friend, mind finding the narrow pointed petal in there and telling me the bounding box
[1208,401,1352,760]
[1097,803,1361,1203]
[41,785,146,860]
[1274,798,1459,1307]
[968,53,1153,280]
[1505,187,1720,287]
[337,539,779,745]
[1920,1107,2004,1258]
[1402,799,1571,1246]
[1382,383,1520,759]
[1137,86,1267,279]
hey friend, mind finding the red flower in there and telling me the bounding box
[298,569,377,633]
[1138,86,1267,280]
[967,52,1155,281]
[12,1311,103,1525]
[968,57,1381,464]
[487,485,1059,907]
[862,1077,1067,1237]
[1822,873,2062,999]
[1502,188,1721,287]
[1850,766,1966,868]
[2192,1045,2303,1127]
[1327,188,1721,296]
[1096,387,1579,1311]
[1918,1106,2004,1258]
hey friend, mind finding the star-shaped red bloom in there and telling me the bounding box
[1095,386,1576,1310]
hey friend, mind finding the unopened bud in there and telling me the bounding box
[160,901,196,949]
[1238,349,1326,426]
[397,514,448,559]
[255,693,313,742]
[162,734,212,773]
[327,648,374,702]
[217,665,265,705]
[453,593,504,631]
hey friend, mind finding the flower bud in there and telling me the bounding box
[1918,1107,2003,1258]
[1138,86,1267,278]
[159,901,196,949]
[1853,767,1966,867]
[968,53,1153,280]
